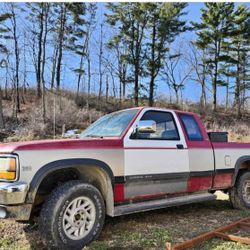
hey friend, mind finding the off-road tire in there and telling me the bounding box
[39,180,105,250]
[230,171,250,210]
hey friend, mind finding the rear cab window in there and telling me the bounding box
[179,114,203,141]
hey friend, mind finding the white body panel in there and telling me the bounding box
[17,149,124,183]
[214,148,250,170]
[189,149,214,172]
[123,108,189,176]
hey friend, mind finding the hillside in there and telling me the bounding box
[1,89,249,143]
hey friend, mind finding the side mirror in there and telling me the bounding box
[138,120,156,133]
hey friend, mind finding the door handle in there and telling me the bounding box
[176,144,184,149]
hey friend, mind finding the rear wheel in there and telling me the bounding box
[230,171,250,210]
[39,180,105,249]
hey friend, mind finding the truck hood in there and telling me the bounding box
[0,138,123,153]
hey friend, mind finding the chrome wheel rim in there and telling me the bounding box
[242,180,250,204]
[62,196,96,240]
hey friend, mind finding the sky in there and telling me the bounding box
[67,2,249,105]
[0,2,249,106]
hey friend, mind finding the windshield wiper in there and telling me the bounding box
[85,134,104,138]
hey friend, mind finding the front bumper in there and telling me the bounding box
[0,182,28,204]
[0,182,32,220]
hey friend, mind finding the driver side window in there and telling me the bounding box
[138,111,180,140]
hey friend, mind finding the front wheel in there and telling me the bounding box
[230,171,250,210]
[39,180,105,250]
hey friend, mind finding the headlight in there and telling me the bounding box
[0,156,17,180]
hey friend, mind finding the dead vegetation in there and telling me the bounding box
[1,89,249,143]
[0,92,249,249]
[1,192,250,250]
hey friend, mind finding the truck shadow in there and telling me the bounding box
[23,198,248,249]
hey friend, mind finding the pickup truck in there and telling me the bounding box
[0,107,249,249]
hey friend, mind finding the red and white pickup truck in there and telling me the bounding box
[0,107,249,249]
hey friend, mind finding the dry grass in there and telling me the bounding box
[1,89,249,143]
[1,192,250,250]
[0,91,249,249]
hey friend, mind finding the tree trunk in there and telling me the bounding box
[76,53,84,98]
[37,5,44,98]
[212,78,217,112]
[225,75,229,111]
[111,72,116,98]
[98,23,103,100]
[235,74,241,118]
[56,4,66,91]
[174,87,179,105]
[105,74,109,101]
[134,60,139,106]
[51,44,58,90]
[42,3,49,123]
[121,66,126,101]
[12,5,20,114]
[212,41,220,112]
[133,22,140,107]
[0,87,5,129]
[235,49,241,118]
[86,53,91,110]
[149,23,156,107]
[21,31,27,104]
[200,79,206,108]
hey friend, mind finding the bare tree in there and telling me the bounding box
[188,43,209,109]
[56,3,66,91]
[50,42,58,90]
[106,37,129,103]
[8,3,20,115]
[162,46,193,104]
[98,22,104,100]
[105,74,109,101]
[41,3,50,123]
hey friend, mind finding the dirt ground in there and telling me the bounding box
[1,192,250,250]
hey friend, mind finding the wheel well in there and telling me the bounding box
[32,165,114,217]
[239,160,250,171]
[234,159,250,184]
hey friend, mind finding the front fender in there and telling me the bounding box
[26,158,115,203]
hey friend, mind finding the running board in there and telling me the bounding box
[114,193,216,216]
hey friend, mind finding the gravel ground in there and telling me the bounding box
[0,192,250,250]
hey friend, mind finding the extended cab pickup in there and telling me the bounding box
[0,107,249,249]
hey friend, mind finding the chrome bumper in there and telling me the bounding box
[0,182,28,205]
[0,182,32,221]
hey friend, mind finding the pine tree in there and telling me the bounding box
[192,3,235,111]
[106,3,149,106]
[226,4,250,117]
[52,3,86,91]
[143,3,188,106]
[25,3,51,98]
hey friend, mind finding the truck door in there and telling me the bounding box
[123,109,189,201]
[177,113,214,192]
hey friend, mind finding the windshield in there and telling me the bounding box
[80,109,139,138]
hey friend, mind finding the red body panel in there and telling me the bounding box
[188,176,213,192]
[114,184,125,202]
[0,138,124,153]
[212,142,250,149]
[213,173,233,189]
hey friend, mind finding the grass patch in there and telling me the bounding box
[85,240,110,250]
[193,238,250,250]
[2,194,250,250]
[0,237,15,248]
